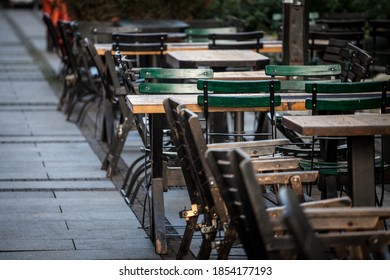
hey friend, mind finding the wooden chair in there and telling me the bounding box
[42,13,68,75]
[308,30,365,64]
[264,64,341,151]
[303,81,389,201]
[121,68,214,205]
[196,79,282,142]
[208,31,264,53]
[99,51,141,177]
[57,20,102,122]
[215,148,390,259]
[163,98,290,259]
[82,38,117,143]
[112,32,168,67]
[278,187,390,259]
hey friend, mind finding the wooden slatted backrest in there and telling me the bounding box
[196,79,281,140]
[185,26,237,42]
[138,68,213,94]
[340,42,373,82]
[208,31,264,52]
[112,32,168,67]
[42,13,66,63]
[265,64,341,91]
[91,26,141,43]
[162,98,208,212]
[305,80,389,114]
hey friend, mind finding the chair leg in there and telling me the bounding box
[177,216,198,259]
[102,115,134,177]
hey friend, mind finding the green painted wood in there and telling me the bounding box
[305,97,389,111]
[139,83,202,94]
[281,79,341,91]
[196,79,281,93]
[265,64,341,77]
[305,81,388,94]
[185,27,237,36]
[197,94,281,108]
[139,68,214,79]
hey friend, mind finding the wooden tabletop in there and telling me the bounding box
[282,114,390,136]
[166,49,270,70]
[95,41,282,56]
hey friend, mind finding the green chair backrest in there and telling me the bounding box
[196,79,282,139]
[265,64,342,91]
[138,68,214,94]
[304,81,389,114]
[185,27,237,42]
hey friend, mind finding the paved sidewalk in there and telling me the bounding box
[0,7,159,260]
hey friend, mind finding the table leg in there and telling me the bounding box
[234,112,245,142]
[348,135,376,207]
[150,114,167,254]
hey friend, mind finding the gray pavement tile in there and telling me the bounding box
[59,203,130,214]
[0,248,161,260]
[74,237,155,250]
[0,220,68,238]
[0,135,85,142]
[0,239,75,252]
[0,143,38,151]
[0,180,115,190]
[0,211,135,222]
[0,172,48,180]
[65,219,140,231]
[0,191,55,199]
[0,204,61,215]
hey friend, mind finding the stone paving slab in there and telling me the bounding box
[0,239,75,252]
[0,248,160,260]
[0,135,85,143]
[0,180,115,190]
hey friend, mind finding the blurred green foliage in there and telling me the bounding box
[63,0,390,31]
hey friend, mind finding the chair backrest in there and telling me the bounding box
[265,64,341,91]
[208,31,264,53]
[340,42,373,82]
[185,26,237,42]
[91,26,141,43]
[57,20,78,72]
[322,38,349,64]
[42,12,66,62]
[308,29,365,63]
[76,21,115,43]
[205,148,275,259]
[138,68,214,95]
[315,19,366,32]
[197,79,282,141]
[305,80,389,114]
[112,33,168,67]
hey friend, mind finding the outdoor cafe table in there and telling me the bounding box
[126,93,306,254]
[282,114,390,207]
